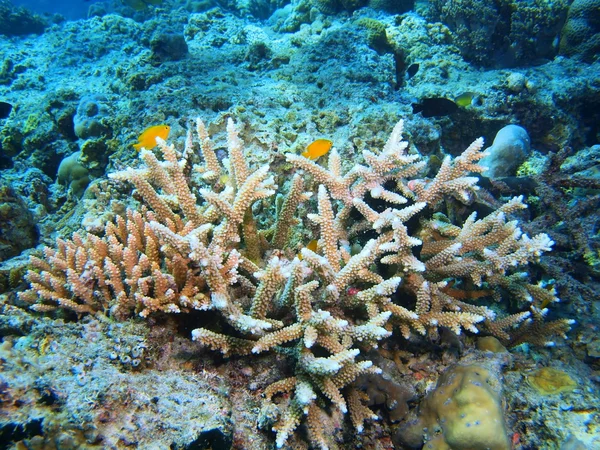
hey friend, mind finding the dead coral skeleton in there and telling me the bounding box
[19,117,572,449]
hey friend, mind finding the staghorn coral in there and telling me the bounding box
[19,117,572,449]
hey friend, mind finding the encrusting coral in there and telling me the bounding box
[18,116,573,449]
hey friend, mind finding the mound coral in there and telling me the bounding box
[559,0,600,62]
[19,117,572,448]
[396,364,510,450]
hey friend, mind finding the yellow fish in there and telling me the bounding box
[301,139,333,160]
[454,92,475,107]
[133,125,170,151]
[298,239,318,260]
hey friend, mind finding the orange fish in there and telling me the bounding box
[301,139,333,160]
[133,125,170,151]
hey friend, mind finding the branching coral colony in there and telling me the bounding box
[19,117,573,449]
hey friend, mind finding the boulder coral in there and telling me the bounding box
[480,124,531,178]
[559,0,600,62]
[396,364,510,450]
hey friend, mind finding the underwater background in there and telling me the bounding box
[1,0,599,449]
[10,0,91,20]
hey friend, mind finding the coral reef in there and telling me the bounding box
[488,145,600,295]
[0,304,231,448]
[19,117,572,448]
[427,0,569,67]
[0,183,38,261]
[0,0,47,36]
[1,0,599,448]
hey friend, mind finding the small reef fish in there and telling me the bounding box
[301,139,333,160]
[298,239,318,260]
[219,174,230,185]
[412,97,458,118]
[406,63,419,79]
[428,154,443,173]
[122,0,164,11]
[0,101,12,119]
[133,125,170,151]
[454,92,475,107]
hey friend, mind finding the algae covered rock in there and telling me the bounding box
[73,95,110,140]
[150,32,189,62]
[396,364,510,450]
[0,183,38,261]
[427,0,568,67]
[368,0,413,14]
[476,336,508,353]
[527,367,577,395]
[0,0,47,36]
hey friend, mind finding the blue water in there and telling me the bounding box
[11,0,96,19]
